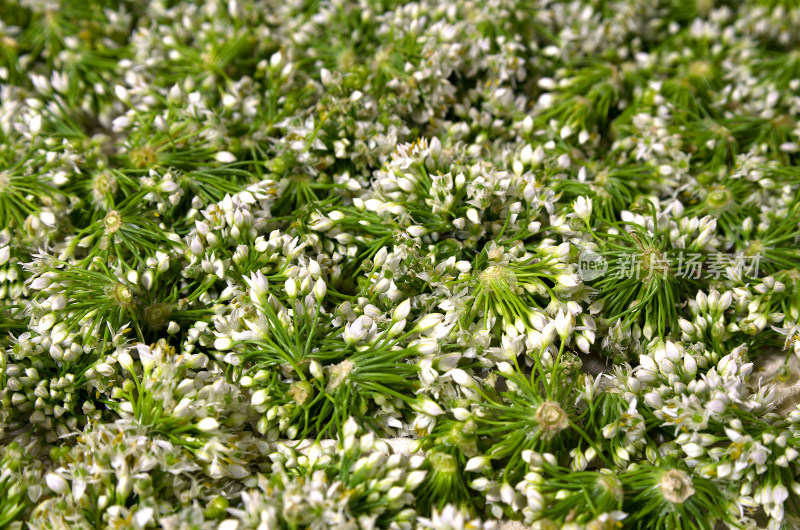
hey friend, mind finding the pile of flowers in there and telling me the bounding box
[2,0,800,528]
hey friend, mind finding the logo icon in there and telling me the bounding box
[578,250,607,281]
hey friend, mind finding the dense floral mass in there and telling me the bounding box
[2,0,800,528]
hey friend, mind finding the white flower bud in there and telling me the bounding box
[320,68,334,86]
[197,417,219,432]
[413,313,444,332]
[454,172,466,190]
[373,247,388,268]
[665,341,681,362]
[314,278,327,300]
[38,313,57,332]
[114,84,129,102]
[496,362,515,376]
[251,389,268,406]
[46,473,70,494]
[343,416,359,438]
[695,225,715,247]
[413,397,444,416]
[95,363,114,377]
[696,291,708,312]
[684,354,697,376]
[189,236,204,256]
[30,114,43,135]
[118,351,135,373]
[707,290,720,311]
[682,443,704,458]
[554,310,574,341]
[392,299,411,322]
[557,274,580,289]
[448,368,476,388]
[718,354,737,376]
[29,277,51,290]
[219,521,239,530]
[405,470,427,489]
[601,423,619,440]
[214,337,233,351]
[532,146,545,165]
[470,477,490,491]
[465,456,491,472]
[412,339,438,355]
[679,318,696,337]
[644,391,663,408]
[215,151,236,163]
[521,115,534,134]
[388,319,406,337]
[716,291,731,312]
[310,360,324,380]
[309,215,334,231]
[282,278,297,298]
[169,404,197,426]
[541,322,557,349]
[373,278,391,294]
[134,508,154,528]
[570,448,588,471]
[520,144,534,165]
[773,484,789,504]
[501,482,515,505]
[575,334,591,353]
[407,225,426,237]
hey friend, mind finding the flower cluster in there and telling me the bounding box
[1,0,800,528]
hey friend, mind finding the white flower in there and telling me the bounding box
[417,504,480,530]
[772,322,800,358]
[659,469,694,504]
[573,196,592,223]
[344,316,372,345]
